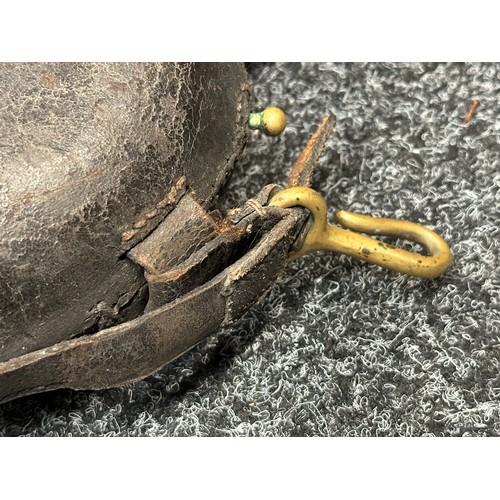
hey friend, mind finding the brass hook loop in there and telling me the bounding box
[269,187,453,279]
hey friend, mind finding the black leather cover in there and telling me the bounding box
[0,63,336,404]
[0,63,250,363]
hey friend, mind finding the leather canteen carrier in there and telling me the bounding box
[0,63,453,403]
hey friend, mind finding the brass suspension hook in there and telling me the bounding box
[269,187,453,279]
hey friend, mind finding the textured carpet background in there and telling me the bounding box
[0,62,498,436]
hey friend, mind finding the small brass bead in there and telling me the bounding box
[248,106,287,136]
[262,106,287,136]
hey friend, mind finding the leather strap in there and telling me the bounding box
[0,187,304,403]
[0,115,336,404]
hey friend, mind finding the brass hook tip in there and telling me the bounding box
[269,187,453,279]
[334,210,454,278]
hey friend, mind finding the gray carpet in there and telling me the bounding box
[0,62,498,436]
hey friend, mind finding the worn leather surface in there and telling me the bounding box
[0,112,335,403]
[0,63,250,363]
[0,185,304,403]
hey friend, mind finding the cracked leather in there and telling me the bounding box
[0,184,306,403]
[0,63,250,364]
[0,61,334,403]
